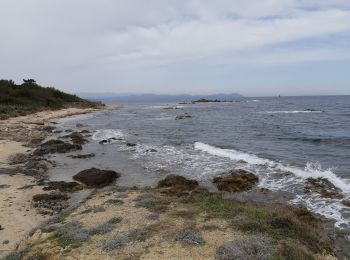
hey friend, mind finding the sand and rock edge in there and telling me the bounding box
[7,179,337,260]
[0,106,341,259]
[0,106,113,257]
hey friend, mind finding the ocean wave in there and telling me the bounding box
[259,110,324,114]
[92,129,124,141]
[194,142,350,193]
[194,142,350,228]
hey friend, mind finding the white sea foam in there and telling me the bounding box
[259,110,323,114]
[291,195,350,228]
[194,142,350,228]
[194,142,275,166]
[194,142,350,193]
[92,129,124,141]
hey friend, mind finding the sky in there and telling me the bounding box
[1,0,350,96]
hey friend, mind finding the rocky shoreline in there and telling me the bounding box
[0,106,347,259]
[0,107,111,257]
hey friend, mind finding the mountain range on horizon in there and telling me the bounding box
[76,92,243,103]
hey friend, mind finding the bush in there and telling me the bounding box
[0,79,102,119]
[174,229,205,245]
[216,235,270,260]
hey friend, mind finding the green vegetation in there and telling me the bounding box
[0,79,103,119]
[181,195,333,257]
[133,192,169,213]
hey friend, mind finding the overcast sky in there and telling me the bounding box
[1,0,350,96]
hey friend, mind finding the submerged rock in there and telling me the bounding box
[304,177,343,199]
[213,169,259,192]
[68,153,95,159]
[73,168,120,187]
[175,113,192,120]
[33,139,82,156]
[99,138,118,144]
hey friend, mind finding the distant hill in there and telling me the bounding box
[77,92,243,103]
[0,79,103,119]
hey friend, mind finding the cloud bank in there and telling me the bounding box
[1,0,350,95]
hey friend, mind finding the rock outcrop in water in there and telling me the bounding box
[64,132,89,145]
[213,169,259,192]
[157,175,209,196]
[68,153,95,159]
[175,113,192,120]
[304,177,343,199]
[33,139,82,156]
[73,168,120,187]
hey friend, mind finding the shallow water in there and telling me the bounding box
[49,96,350,231]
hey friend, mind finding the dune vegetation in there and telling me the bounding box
[0,79,103,119]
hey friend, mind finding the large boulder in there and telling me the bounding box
[304,177,342,199]
[33,139,82,156]
[158,175,198,190]
[73,168,120,187]
[157,175,206,196]
[213,169,259,192]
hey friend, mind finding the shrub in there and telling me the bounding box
[216,235,270,260]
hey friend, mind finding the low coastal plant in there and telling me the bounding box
[174,229,205,245]
[88,217,122,236]
[3,249,28,260]
[134,193,168,213]
[186,195,333,255]
[216,235,270,260]
[102,228,149,251]
[80,206,106,214]
[52,221,90,248]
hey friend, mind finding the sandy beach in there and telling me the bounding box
[0,107,103,257]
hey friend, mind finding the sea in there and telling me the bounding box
[49,95,350,233]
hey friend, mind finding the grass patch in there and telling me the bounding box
[3,249,28,260]
[102,228,149,251]
[55,234,80,248]
[272,240,316,260]
[216,235,270,260]
[174,229,205,245]
[134,193,168,213]
[88,217,122,236]
[80,206,105,214]
[185,195,333,254]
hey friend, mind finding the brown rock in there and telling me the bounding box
[43,181,82,192]
[304,177,343,199]
[175,114,192,120]
[68,153,95,159]
[213,169,259,192]
[158,175,198,190]
[33,139,82,156]
[73,168,120,187]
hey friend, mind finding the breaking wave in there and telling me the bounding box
[92,129,124,141]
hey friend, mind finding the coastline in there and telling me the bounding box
[0,104,345,259]
[0,106,110,257]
